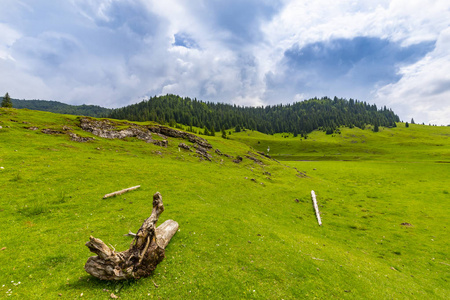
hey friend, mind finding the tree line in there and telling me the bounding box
[4,97,112,117]
[109,94,400,135]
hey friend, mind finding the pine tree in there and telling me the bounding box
[1,92,12,108]
[373,123,379,132]
[221,126,227,139]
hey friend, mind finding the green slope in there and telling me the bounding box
[0,108,449,299]
[231,123,450,162]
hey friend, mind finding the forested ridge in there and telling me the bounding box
[8,98,112,117]
[3,94,400,134]
[109,94,400,135]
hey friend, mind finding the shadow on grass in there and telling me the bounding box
[65,274,147,295]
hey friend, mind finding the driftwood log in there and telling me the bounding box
[103,185,141,199]
[84,192,179,280]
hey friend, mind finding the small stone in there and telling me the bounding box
[111,293,119,299]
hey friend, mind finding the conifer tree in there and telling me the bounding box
[1,92,12,108]
[221,126,227,139]
[373,123,379,132]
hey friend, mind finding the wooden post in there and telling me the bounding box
[103,185,141,199]
[311,190,322,226]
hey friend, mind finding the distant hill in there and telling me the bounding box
[4,98,112,117]
[3,95,401,134]
[109,94,400,135]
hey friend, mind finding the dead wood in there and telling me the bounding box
[103,185,141,199]
[311,190,322,226]
[84,192,179,280]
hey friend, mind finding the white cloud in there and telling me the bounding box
[1,0,449,124]
[374,28,450,125]
[0,23,21,60]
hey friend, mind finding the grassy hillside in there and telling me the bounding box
[232,123,450,162]
[0,108,449,299]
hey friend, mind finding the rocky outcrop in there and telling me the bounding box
[178,143,192,151]
[79,118,166,146]
[245,152,264,165]
[79,118,211,150]
[215,148,232,158]
[194,143,212,161]
[149,125,211,149]
[80,118,153,141]
[41,128,64,135]
[233,156,243,163]
[69,133,95,142]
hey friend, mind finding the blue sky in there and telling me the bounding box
[0,0,449,124]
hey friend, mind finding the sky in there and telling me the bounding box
[1,0,449,125]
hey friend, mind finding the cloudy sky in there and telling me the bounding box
[1,0,449,124]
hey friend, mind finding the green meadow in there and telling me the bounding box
[0,108,449,299]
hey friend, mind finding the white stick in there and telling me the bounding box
[311,190,322,226]
[103,185,141,199]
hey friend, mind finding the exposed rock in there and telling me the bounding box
[62,126,72,131]
[233,156,243,163]
[245,154,263,165]
[257,151,271,158]
[178,143,191,150]
[69,133,95,142]
[152,140,168,147]
[214,148,232,158]
[78,118,211,151]
[149,125,212,148]
[293,167,308,178]
[194,143,212,161]
[400,222,413,227]
[27,126,39,131]
[80,118,156,143]
[41,128,64,135]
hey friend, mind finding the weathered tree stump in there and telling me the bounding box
[84,192,179,280]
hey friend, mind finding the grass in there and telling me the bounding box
[0,107,449,299]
